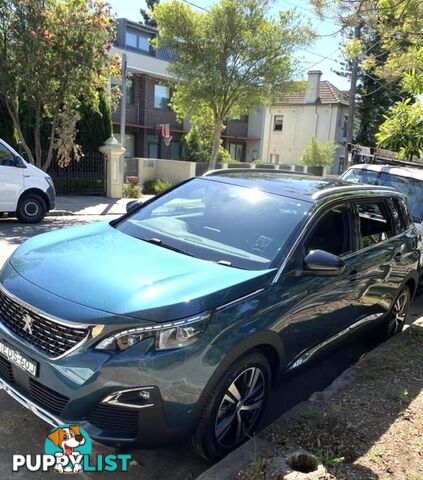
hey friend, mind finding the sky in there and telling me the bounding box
[108,0,349,90]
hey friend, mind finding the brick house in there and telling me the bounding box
[112,19,256,162]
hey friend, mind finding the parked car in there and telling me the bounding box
[0,138,55,223]
[0,171,419,460]
[340,164,423,233]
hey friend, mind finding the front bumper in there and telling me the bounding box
[0,363,191,448]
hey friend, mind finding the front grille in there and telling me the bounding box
[87,404,139,438]
[0,288,88,358]
[0,356,14,384]
[29,378,69,416]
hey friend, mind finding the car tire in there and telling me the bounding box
[374,285,411,341]
[192,351,271,461]
[16,194,47,223]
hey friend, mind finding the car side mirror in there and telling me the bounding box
[126,200,141,214]
[13,155,26,168]
[304,250,346,276]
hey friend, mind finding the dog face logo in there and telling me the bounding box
[22,313,33,335]
[45,425,91,474]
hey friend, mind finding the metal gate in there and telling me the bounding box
[48,151,107,195]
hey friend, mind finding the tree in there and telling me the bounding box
[76,94,112,152]
[376,99,423,161]
[141,0,159,28]
[300,138,337,167]
[153,0,312,170]
[0,0,120,171]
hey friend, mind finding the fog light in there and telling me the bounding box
[102,387,155,409]
[139,390,150,401]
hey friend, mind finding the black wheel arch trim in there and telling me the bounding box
[193,330,285,422]
[18,188,50,211]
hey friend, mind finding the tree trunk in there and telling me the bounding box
[42,117,57,172]
[34,101,42,169]
[208,117,224,171]
[5,99,34,164]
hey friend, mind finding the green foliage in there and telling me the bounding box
[376,99,423,161]
[123,183,142,199]
[0,98,16,147]
[0,0,119,170]
[143,178,173,195]
[153,0,313,169]
[183,122,233,163]
[76,95,112,152]
[300,138,337,167]
[141,0,160,28]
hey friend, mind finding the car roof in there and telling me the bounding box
[346,163,423,181]
[202,169,397,203]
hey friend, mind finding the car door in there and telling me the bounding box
[280,201,365,361]
[349,196,420,318]
[0,142,24,212]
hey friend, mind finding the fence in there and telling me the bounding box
[48,151,107,195]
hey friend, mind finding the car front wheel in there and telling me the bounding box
[16,194,47,223]
[192,351,271,460]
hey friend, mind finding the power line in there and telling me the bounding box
[180,0,208,11]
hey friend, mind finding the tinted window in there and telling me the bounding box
[357,202,393,248]
[116,178,311,270]
[342,168,379,185]
[379,172,423,223]
[305,205,352,256]
[0,144,15,166]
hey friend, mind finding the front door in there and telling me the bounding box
[280,201,364,361]
[0,143,24,212]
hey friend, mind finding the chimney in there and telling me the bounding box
[305,70,322,104]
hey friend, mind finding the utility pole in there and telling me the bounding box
[120,53,127,150]
[343,21,362,171]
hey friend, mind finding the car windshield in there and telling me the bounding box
[115,178,311,270]
[342,169,423,223]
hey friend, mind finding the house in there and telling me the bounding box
[246,71,350,174]
[112,18,257,163]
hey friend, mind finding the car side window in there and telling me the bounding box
[397,198,412,229]
[304,204,352,257]
[357,201,393,248]
[0,144,16,167]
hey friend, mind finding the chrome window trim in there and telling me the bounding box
[0,282,95,360]
[216,288,265,311]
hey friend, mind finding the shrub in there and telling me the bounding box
[300,137,337,167]
[143,178,173,195]
[123,177,142,198]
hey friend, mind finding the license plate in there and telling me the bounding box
[0,340,38,377]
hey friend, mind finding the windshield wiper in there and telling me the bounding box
[144,237,195,257]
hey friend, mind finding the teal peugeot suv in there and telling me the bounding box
[0,170,420,460]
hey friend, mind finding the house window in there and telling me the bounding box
[111,77,134,105]
[148,135,159,158]
[171,141,181,160]
[273,115,284,132]
[154,85,170,109]
[125,30,150,52]
[228,143,244,162]
[269,153,280,164]
[342,116,348,138]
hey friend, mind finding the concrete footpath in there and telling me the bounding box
[50,195,154,217]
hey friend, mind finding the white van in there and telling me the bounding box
[0,138,55,223]
[340,164,423,233]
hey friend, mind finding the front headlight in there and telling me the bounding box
[95,312,211,352]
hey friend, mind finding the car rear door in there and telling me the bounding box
[0,142,24,212]
[346,196,418,326]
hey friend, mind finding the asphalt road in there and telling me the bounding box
[0,215,422,479]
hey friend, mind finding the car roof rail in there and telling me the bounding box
[203,168,312,176]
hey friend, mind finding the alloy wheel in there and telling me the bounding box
[214,366,265,448]
[391,291,409,333]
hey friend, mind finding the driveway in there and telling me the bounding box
[0,216,422,479]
